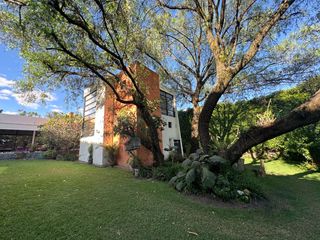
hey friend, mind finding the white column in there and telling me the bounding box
[31,131,36,146]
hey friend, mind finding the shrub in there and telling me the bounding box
[88,145,93,164]
[138,166,153,178]
[169,152,264,202]
[309,144,320,165]
[43,149,57,159]
[62,152,78,161]
[152,162,183,181]
[39,113,82,152]
[167,152,185,163]
[105,145,119,166]
[169,153,227,193]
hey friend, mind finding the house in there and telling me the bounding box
[78,63,183,167]
[0,113,47,152]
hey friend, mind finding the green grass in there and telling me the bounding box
[0,160,319,240]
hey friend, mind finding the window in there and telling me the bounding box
[160,90,175,117]
[82,89,97,137]
[173,140,182,154]
[168,122,172,128]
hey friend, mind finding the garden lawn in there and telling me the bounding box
[0,160,319,240]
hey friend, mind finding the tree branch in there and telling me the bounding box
[225,88,320,163]
[232,0,295,74]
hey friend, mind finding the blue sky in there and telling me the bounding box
[0,44,82,116]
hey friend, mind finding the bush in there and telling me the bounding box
[309,144,320,165]
[138,166,153,178]
[43,149,57,159]
[62,153,78,161]
[283,151,307,162]
[169,152,227,193]
[39,113,82,152]
[105,145,119,166]
[169,151,264,202]
[88,145,93,164]
[152,162,183,181]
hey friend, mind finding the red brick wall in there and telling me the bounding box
[103,63,161,167]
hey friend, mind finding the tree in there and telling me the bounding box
[159,0,320,159]
[144,11,215,142]
[0,0,165,165]
[18,110,40,117]
[224,88,320,163]
[40,112,82,152]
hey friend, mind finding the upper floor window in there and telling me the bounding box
[82,89,97,137]
[160,90,175,117]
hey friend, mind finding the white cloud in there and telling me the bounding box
[0,95,10,100]
[12,91,56,109]
[0,89,13,95]
[0,76,15,87]
[0,76,57,109]
[51,108,63,113]
[0,88,13,100]
[50,104,59,108]
[2,111,18,115]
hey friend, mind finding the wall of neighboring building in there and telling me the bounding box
[0,114,47,131]
[160,87,184,159]
[79,63,183,167]
[79,86,107,166]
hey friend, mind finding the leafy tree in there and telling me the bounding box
[144,11,215,141]
[208,77,320,164]
[18,110,40,117]
[159,0,320,163]
[40,112,82,152]
[0,0,165,165]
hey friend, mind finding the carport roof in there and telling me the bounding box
[0,114,47,132]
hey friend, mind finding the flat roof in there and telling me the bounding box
[0,114,47,132]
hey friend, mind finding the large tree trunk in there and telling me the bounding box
[191,100,200,136]
[198,67,233,153]
[138,102,164,166]
[224,89,320,164]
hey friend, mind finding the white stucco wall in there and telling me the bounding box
[160,86,184,160]
[79,86,107,166]
[79,83,184,165]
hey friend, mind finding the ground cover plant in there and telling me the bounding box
[1,159,320,240]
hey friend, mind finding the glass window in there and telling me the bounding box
[173,140,182,154]
[160,90,175,117]
[82,89,97,137]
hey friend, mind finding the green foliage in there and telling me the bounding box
[169,152,263,202]
[104,145,119,167]
[43,149,57,159]
[39,113,82,151]
[62,152,78,161]
[88,144,93,164]
[152,162,183,181]
[114,111,137,138]
[209,102,247,152]
[207,77,320,164]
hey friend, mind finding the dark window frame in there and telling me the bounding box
[160,90,175,117]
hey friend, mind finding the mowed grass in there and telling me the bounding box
[0,160,320,240]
